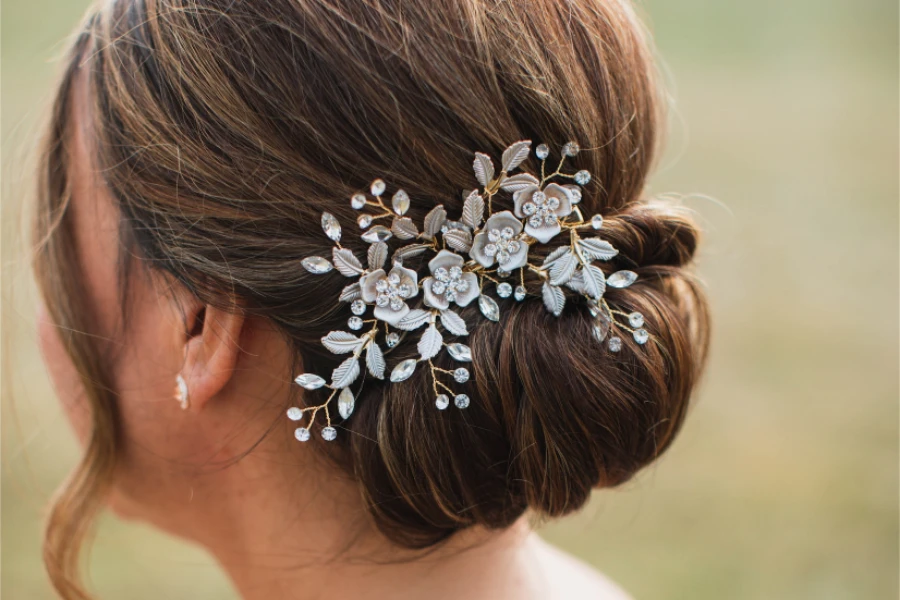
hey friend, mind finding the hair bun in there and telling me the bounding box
[596,201,701,270]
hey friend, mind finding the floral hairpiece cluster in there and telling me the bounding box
[289,141,649,442]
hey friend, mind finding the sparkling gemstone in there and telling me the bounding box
[389,297,403,310]
[574,170,591,185]
[478,295,500,321]
[294,373,326,390]
[435,394,450,410]
[386,332,400,347]
[591,214,604,229]
[484,243,498,257]
[432,280,446,294]
[434,267,449,281]
[446,342,472,362]
[392,189,410,215]
[321,426,337,441]
[449,266,462,279]
[294,427,311,442]
[453,367,470,383]
[456,280,469,292]
[563,141,580,157]
[321,212,342,242]
[608,337,623,352]
[496,269,510,278]
[548,196,560,210]
[633,328,650,345]
[523,202,536,215]
[454,394,470,409]
[607,270,638,288]
[286,407,304,421]
[351,299,366,315]
[357,214,373,229]
[348,316,363,330]
[388,272,401,285]
[593,320,610,343]
[351,193,367,210]
[628,312,644,328]
[302,256,333,274]
[497,251,510,264]
[398,284,413,297]
[532,191,547,205]
[390,358,417,382]
[496,282,512,298]
[370,178,386,196]
[535,143,550,159]
[514,285,526,301]
[566,185,582,203]
[338,388,355,419]
[361,225,392,244]
[375,279,389,292]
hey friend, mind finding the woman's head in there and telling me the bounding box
[34,0,709,597]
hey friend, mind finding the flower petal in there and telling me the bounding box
[525,219,562,244]
[454,273,481,307]
[391,264,419,297]
[512,185,538,219]
[483,210,523,235]
[423,278,450,311]
[470,231,494,267]
[544,183,573,217]
[428,249,464,274]
[360,269,386,302]
[374,303,410,326]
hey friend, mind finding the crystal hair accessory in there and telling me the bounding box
[290,141,650,442]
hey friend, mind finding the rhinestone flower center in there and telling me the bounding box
[375,272,414,310]
[522,189,561,229]
[483,226,522,265]
[431,265,470,302]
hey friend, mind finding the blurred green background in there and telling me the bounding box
[2,0,897,598]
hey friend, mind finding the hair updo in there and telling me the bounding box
[35,0,710,592]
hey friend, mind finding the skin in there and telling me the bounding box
[36,72,631,600]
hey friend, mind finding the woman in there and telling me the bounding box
[33,0,710,598]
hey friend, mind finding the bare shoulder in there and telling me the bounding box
[527,535,633,600]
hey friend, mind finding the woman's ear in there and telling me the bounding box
[180,303,246,412]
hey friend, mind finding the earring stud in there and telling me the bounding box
[175,374,189,410]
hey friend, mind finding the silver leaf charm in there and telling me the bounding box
[393,243,431,262]
[302,256,333,274]
[396,308,431,331]
[542,245,570,267]
[423,205,447,239]
[446,342,472,362]
[461,190,484,230]
[391,217,419,240]
[478,295,500,322]
[578,238,619,262]
[417,324,443,360]
[439,309,469,336]
[501,140,532,172]
[368,242,388,271]
[322,331,364,354]
[443,229,473,253]
[500,172,540,193]
[338,387,355,419]
[333,247,363,277]
[581,264,606,299]
[331,356,361,388]
[542,282,566,316]
[548,250,578,285]
[339,282,362,302]
[366,342,386,379]
[607,270,638,288]
[390,358,417,382]
[473,152,495,186]
[360,225,392,244]
[321,212,342,242]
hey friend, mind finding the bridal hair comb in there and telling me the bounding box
[289,141,649,442]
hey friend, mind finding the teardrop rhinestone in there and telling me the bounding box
[574,170,591,185]
[338,387,355,419]
[628,311,644,328]
[357,214,373,229]
[514,285,526,301]
[392,189,410,215]
[286,407,304,421]
[370,178,386,196]
[390,358,417,382]
[351,193,367,210]
[633,328,650,345]
[360,225,392,244]
[294,427,311,442]
[435,394,450,410]
[591,214,604,229]
[535,144,550,159]
[446,342,472,362]
[478,295,500,322]
[294,373,326,390]
[321,212,342,242]
[607,270,638,288]
[593,309,611,342]
[302,256,334,274]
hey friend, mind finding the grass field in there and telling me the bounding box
[2,1,898,598]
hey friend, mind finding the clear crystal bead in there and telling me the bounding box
[536,143,550,159]
[350,299,366,315]
[390,358,417,382]
[389,296,403,310]
[386,332,400,347]
[591,214,604,229]
[302,256,333,274]
[435,394,450,410]
[321,212,342,242]
[348,316,363,330]
[294,373,326,389]
[478,295,500,322]
[294,427,311,442]
[370,178,386,196]
[321,426,337,441]
[633,328,649,345]
[566,185,582,204]
[628,312,644,328]
[446,343,472,362]
[338,388,355,419]
[361,225,392,244]
[607,270,638,288]
[496,282,512,298]
[608,336,623,352]
[351,193,367,210]
[574,170,591,185]
[286,407,304,421]
[357,214,373,229]
[432,280,446,294]
[514,285,526,301]
[453,367,470,383]
[563,141,580,157]
[454,394,470,409]
[523,202,536,215]
[392,189,410,215]
[497,268,511,278]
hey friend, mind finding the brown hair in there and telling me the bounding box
[34,0,710,597]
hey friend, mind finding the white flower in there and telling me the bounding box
[469,211,529,270]
[512,183,574,243]
[422,250,479,310]
[360,263,419,326]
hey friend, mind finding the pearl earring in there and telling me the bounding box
[175,374,189,410]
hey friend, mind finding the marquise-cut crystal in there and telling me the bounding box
[321,212,342,242]
[435,394,450,410]
[392,189,410,215]
[608,337,623,352]
[514,285,526,301]
[338,387,355,419]
[496,282,512,298]
[478,295,500,322]
[607,270,638,288]
[294,427,311,442]
[294,373,326,390]
[286,407,304,421]
[535,144,550,159]
[321,426,337,441]
[370,178,386,196]
[302,256,333,274]
[361,225,392,244]
[628,311,644,328]
[574,170,591,185]
[390,358,417,382]
[454,394,470,409]
[633,328,649,345]
[446,343,472,362]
